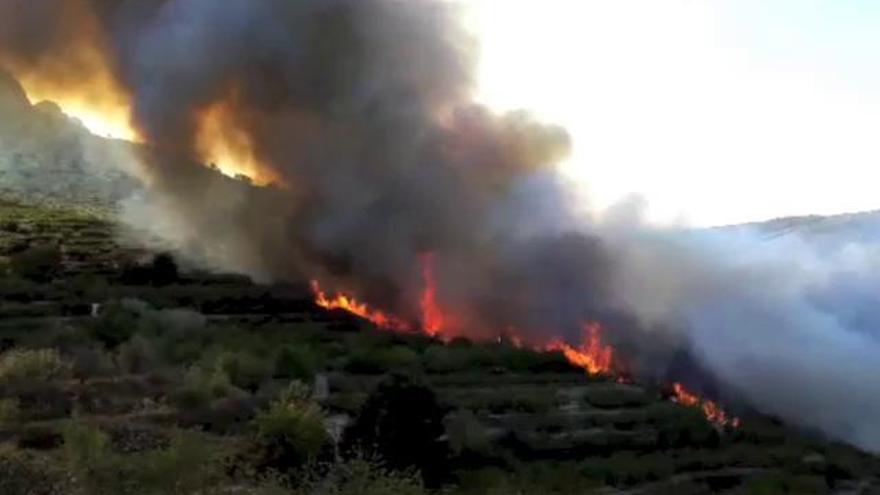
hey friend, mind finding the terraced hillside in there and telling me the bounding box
[0,199,879,494]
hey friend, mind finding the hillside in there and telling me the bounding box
[0,199,878,493]
[3,70,880,494]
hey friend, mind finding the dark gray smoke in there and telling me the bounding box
[2,0,880,452]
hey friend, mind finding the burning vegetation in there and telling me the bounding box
[311,270,739,429]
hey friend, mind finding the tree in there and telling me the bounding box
[342,374,448,484]
[150,253,178,286]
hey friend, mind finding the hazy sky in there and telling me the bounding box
[466,0,880,226]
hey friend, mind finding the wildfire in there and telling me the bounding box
[11,49,138,142]
[195,98,281,186]
[311,264,739,429]
[546,322,615,375]
[419,253,445,336]
[671,382,740,428]
[310,280,411,332]
[0,0,140,143]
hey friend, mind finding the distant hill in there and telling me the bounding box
[0,71,143,210]
[720,209,880,250]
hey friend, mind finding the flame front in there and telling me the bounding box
[672,383,740,428]
[310,280,411,332]
[546,322,615,375]
[311,265,739,429]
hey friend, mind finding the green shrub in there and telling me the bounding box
[0,445,61,495]
[63,422,224,495]
[12,382,72,420]
[583,386,653,409]
[250,382,329,471]
[445,410,491,457]
[345,346,419,374]
[218,351,271,391]
[88,300,143,348]
[423,345,467,373]
[117,335,158,374]
[70,346,116,381]
[172,366,246,411]
[422,345,498,372]
[9,244,62,282]
[274,346,316,381]
[296,456,427,495]
[17,424,64,450]
[0,399,20,427]
[741,472,827,494]
[0,348,71,383]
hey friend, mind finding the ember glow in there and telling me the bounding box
[672,383,740,428]
[546,322,615,375]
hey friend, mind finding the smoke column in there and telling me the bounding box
[1,0,880,451]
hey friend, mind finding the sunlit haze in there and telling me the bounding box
[466,0,880,226]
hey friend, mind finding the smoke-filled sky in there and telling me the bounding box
[466,0,880,226]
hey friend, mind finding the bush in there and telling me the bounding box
[70,346,116,381]
[0,348,71,383]
[0,445,61,495]
[12,382,72,420]
[424,345,498,373]
[296,456,428,495]
[17,424,64,450]
[218,351,271,392]
[9,244,62,282]
[250,382,330,471]
[583,386,653,409]
[445,410,491,458]
[89,300,143,348]
[345,346,419,375]
[0,398,20,427]
[172,366,245,411]
[497,347,552,372]
[117,336,158,374]
[63,422,224,495]
[274,346,316,381]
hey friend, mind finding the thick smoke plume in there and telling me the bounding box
[2,0,880,451]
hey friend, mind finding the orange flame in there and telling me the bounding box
[195,98,281,185]
[311,271,740,429]
[310,280,411,332]
[546,322,615,375]
[672,382,740,428]
[419,253,445,336]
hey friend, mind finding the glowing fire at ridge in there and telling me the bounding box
[15,60,139,142]
[546,323,615,375]
[310,280,411,332]
[671,383,740,428]
[195,99,279,185]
